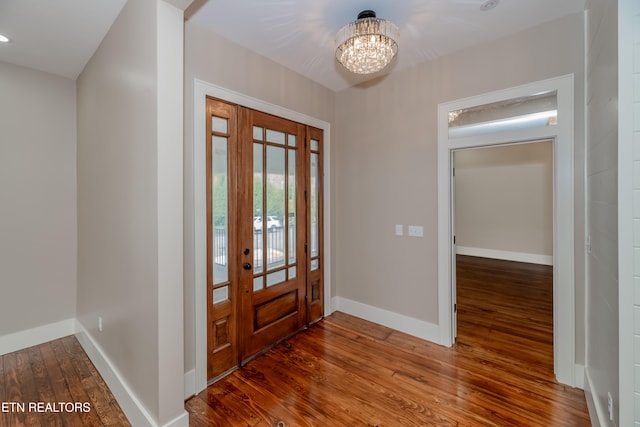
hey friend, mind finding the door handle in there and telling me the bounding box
[243,262,252,270]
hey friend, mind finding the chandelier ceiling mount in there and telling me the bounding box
[335,9,399,75]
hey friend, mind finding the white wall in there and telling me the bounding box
[618,0,639,424]
[76,0,186,425]
[334,13,585,349]
[584,0,619,425]
[454,141,553,264]
[0,61,77,337]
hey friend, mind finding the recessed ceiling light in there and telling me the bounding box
[480,0,499,11]
[0,34,10,43]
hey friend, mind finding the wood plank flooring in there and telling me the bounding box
[0,335,130,427]
[0,255,588,426]
[187,255,590,426]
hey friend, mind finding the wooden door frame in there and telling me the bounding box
[192,79,332,395]
[436,74,577,387]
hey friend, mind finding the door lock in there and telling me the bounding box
[243,248,250,255]
[243,262,252,270]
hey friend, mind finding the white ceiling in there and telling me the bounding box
[0,0,585,90]
[0,0,127,79]
[189,0,586,91]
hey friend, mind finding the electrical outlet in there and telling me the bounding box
[98,316,103,332]
[607,392,613,421]
[395,224,403,236]
[408,225,424,237]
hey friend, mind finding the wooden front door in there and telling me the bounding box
[237,108,308,360]
[206,97,324,381]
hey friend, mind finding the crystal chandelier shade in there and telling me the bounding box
[335,10,399,75]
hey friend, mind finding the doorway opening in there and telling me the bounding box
[453,141,554,370]
[437,74,576,387]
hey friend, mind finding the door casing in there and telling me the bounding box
[193,80,332,395]
[437,74,577,387]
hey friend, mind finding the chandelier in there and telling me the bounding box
[335,10,399,75]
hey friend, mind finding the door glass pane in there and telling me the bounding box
[448,91,557,138]
[253,276,263,292]
[288,134,296,147]
[288,266,296,279]
[212,135,228,285]
[310,139,319,151]
[212,117,228,134]
[311,259,319,271]
[266,145,286,270]
[267,270,286,287]
[213,286,229,304]
[266,129,286,145]
[253,126,263,141]
[253,143,263,274]
[310,153,319,258]
[288,150,296,264]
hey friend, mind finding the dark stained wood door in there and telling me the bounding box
[238,108,308,361]
[206,98,324,380]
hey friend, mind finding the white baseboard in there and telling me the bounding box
[456,246,553,266]
[0,318,76,356]
[75,320,189,427]
[574,363,585,390]
[74,320,157,427]
[332,296,440,344]
[184,369,196,400]
[162,412,189,427]
[584,367,606,427]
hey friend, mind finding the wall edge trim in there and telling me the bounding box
[75,320,157,427]
[183,369,196,400]
[584,366,605,427]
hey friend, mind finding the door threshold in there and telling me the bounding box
[207,366,238,386]
[241,326,308,367]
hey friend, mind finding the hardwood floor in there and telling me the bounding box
[0,255,588,426]
[187,255,590,426]
[0,335,130,427]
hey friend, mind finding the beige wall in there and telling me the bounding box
[182,21,335,375]
[584,0,619,424]
[454,141,553,260]
[334,12,585,348]
[76,0,185,424]
[0,61,77,335]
